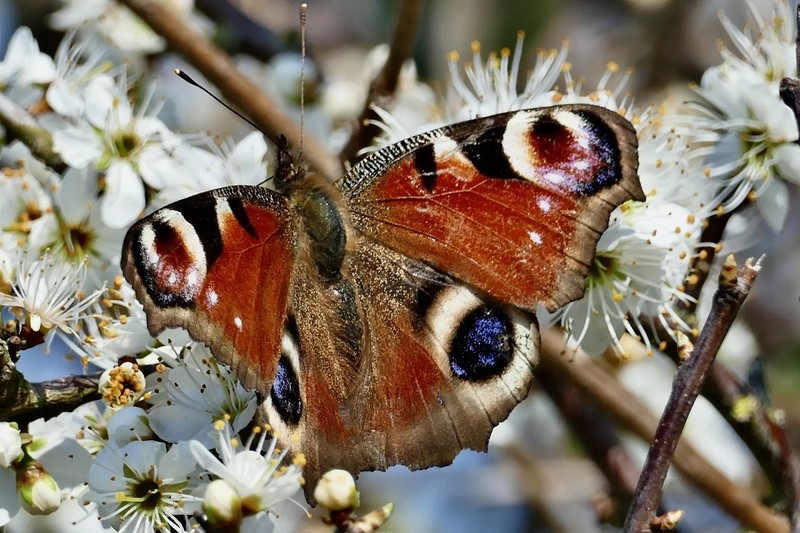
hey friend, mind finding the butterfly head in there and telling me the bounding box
[273,134,308,193]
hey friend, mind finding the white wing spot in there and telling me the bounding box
[528,231,543,245]
[537,197,552,212]
[234,316,243,331]
[206,289,219,307]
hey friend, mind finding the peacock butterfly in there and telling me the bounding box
[121,104,643,489]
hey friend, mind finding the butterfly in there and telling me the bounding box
[121,104,643,490]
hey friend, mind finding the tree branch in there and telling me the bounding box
[339,0,426,164]
[537,361,642,525]
[117,0,341,180]
[624,256,764,532]
[539,326,787,533]
[0,336,100,426]
[0,92,66,173]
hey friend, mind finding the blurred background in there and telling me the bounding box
[2,1,799,531]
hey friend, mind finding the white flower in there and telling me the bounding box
[86,440,199,533]
[27,402,103,459]
[50,0,197,54]
[0,250,104,344]
[190,420,303,520]
[0,167,54,256]
[0,27,56,106]
[98,362,147,409]
[552,208,697,356]
[446,33,568,122]
[27,167,126,286]
[156,132,270,205]
[687,68,800,231]
[50,74,183,228]
[678,1,800,231]
[69,278,191,368]
[47,32,116,119]
[148,344,257,448]
[0,422,23,467]
[106,406,155,445]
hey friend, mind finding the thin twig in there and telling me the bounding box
[539,327,788,533]
[677,212,731,312]
[0,93,66,173]
[117,0,341,180]
[624,256,763,532]
[339,0,426,164]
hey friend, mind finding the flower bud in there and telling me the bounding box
[314,469,359,512]
[98,362,146,409]
[16,459,61,515]
[0,422,23,467]
[201,479,242,530]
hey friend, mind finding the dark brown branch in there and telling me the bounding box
[0,92,66,173]
[0,337,100,426]
[677,211,731,312]
[539,328,788,533]
[624,257,763,532]
[339,0,426,164]
[117,0,341,180]
[3,373,102,427]
[778,5,800,137]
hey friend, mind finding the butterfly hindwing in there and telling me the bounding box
[261,238,539,484]
[339,104,643,311]
[121,186,295,389]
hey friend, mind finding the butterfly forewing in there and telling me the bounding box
[339,104,643,311]
[121,186,295,389]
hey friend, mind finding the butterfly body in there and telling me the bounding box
[122,104,643,488]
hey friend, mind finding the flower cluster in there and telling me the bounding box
[0,0,798,530]
[679,0,800,232]
[0,5,307,531]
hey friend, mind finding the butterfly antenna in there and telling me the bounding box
[299,3,308,160]
[174,69,277,144]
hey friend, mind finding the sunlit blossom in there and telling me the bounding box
[147,344,257,448]
[85,440,199,533]
[0,251,104,345]
[189,419,304,525]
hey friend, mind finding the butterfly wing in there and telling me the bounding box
[121,185,295,389]
[261,237,539,485]
[339,104,643,312]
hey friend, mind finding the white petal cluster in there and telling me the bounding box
[677,0,800,231]
[147,344,257,448]
[190,419,304,529]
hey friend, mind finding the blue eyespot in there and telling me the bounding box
[450,306,514,381]
[270,355,302,425]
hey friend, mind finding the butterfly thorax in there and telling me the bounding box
[289,178,348,283]
[272,136,350,283]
